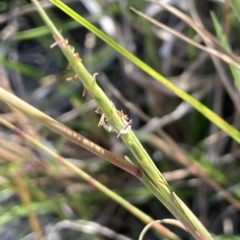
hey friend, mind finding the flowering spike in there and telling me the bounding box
[95,106,132,137]
[50,38,68,48]
[93,72,98,80]
[66,74,78,81]
[117,119,132,138]
[82,86,87,97]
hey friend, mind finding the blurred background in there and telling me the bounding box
[0,0,240,239]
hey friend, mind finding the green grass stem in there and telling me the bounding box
[30,0,213,239]
[49,0,240,145]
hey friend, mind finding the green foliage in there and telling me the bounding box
[0,1,240,239]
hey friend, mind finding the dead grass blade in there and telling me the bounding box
[130,7,240,70]
[149,0,240,62]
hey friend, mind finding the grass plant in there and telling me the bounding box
[1,1,240,239]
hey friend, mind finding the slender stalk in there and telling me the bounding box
[12,175,43,240]
[49,0,240,144]
[0,87,139,177]
[30,1,213,238]
[0,116,181,240]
